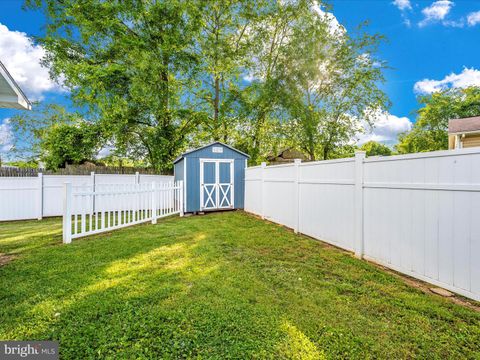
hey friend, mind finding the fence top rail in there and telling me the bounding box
[365,147,480,163]
[72,182,181,196]
[299,157,355,167]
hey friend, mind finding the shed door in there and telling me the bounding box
[200,159,234,210]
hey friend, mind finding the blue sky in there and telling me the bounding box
[1,0,480,157]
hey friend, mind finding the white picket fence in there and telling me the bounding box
[245,147,480,301]
[0,172,173,221]
[63,181,183,243]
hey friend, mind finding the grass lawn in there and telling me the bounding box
[0,211,479,359]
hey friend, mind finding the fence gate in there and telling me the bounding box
[200,159,234,211]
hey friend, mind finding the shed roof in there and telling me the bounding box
[173,141,249,164]
[0,60,31,110]
[448,116,480,134]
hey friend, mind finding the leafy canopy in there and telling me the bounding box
[396,87,480,153]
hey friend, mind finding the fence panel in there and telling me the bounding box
[298,159,356,252]
[0,177,40,221]
[63,181,183,243]
[244,166,263,216]
[43,175,92,217]
[363,150,480,300]
[0,173,174,221]
[245,148,480,301]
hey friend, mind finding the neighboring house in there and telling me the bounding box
[0,60,31,110]
[448,116,480,149]
[267,148,308,164]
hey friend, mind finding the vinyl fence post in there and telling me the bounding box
[37,173,43,220]
[260,162,267,220]
[90,171,95,214]
[179,180,184,217]
[293,159,301,233]
[151,182,157,224]
[63,182,72,244]
[135,171,140,185]
[354,151,366,258]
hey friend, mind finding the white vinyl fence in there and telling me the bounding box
[63,181,183,243]
[0,172,173,221]
[245,147,480,301]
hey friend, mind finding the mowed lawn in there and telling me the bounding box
[0,212,479,359]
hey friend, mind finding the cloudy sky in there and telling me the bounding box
[1,0,480,156]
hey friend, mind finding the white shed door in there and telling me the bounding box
[200,159,234,210]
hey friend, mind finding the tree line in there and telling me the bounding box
[7,0,388,170]
[8,1,478,171]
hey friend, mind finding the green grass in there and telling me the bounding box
[0,212,479,359]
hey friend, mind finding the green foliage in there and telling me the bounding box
[25,0,205,171]
[360,140,392,156]
[284,26,389,160]
[1,212,479,358]
[40,121,104,170]
[8,104,80,159]
[4,160,38,168]
[24,1,389,166]
[396,87,480,153]
[7,104,104,170]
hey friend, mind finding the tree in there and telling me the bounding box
[279,10,389,161]
[360,140,392,156]
[26,0,204,171]
[192,0,259,143]
[8,103,84,160]
[396,87,480,153]
[236,0,316,163]
[40,121,103,170]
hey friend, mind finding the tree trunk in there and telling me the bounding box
[213,75,220,141]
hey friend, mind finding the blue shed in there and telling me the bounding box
[173,142,249,213]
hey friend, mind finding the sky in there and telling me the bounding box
[1,0,480,158]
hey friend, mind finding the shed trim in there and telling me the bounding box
[173,141,250,164]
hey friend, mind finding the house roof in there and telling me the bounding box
[173,141,249,164]
[448,116,480,134]
[0,60,31,110]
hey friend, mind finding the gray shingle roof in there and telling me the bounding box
[448,116,480,133]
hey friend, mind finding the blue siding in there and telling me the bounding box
[186,157,200,212]
[174,159,184,182]
[176,142,248,212]
[234,158,246,208]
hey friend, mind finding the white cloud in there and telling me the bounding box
[414,68,480,94]
[0,119,13,153]
[0,23,64,100]
[358,112,413,145]
[392,0,412,11]
[467,11,480,26]
[419,0,454,27]
[312,2,345,36]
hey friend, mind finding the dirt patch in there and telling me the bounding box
[0,253,16,267]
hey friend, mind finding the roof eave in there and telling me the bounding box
[0,61,31,111]
[173,141,250,164]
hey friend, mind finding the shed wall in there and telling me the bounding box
[180,143,248,212]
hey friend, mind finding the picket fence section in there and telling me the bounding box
[63,181,183,243]
[245,147,480,301]
[0,172,173,221]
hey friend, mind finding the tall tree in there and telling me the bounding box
[396,87,480,153]
[193,0,257,143]
[236,0,309,163]
[26,0,204,171]
[279,9,389,161]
